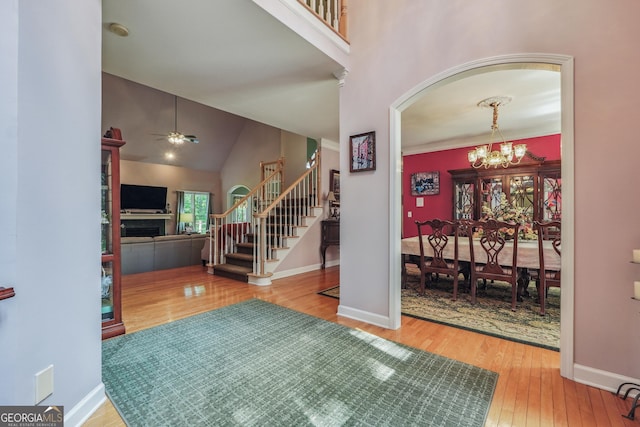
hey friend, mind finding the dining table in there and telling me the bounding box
[401,235,561,296]
[401,235,561,271]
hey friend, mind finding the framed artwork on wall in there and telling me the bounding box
[411,171,440,196]
[350,131,376,172]
[329,169,340,203]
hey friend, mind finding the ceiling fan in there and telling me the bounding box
[154,95,199,145]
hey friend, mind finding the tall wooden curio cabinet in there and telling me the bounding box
[449,160,561,223]
[101,137,126,339]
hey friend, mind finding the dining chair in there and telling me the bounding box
[454,219,475,287]
[415,219,460,299]
[468,219,520,311]
[534,220,561,315]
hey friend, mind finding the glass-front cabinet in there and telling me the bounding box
[101,137,126,339]
[449,161,561,223]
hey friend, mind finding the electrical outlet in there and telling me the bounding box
[407,211,412,218]
[35,365,54,404]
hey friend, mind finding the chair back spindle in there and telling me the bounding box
[534,220,561,315]
[469,219,520,311]
[415,219,461,300]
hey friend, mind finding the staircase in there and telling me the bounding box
[207,156,322,285]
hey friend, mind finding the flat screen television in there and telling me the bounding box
[120,184,167,211]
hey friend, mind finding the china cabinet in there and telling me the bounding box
[449,161,561,222]
[101,137,126,339]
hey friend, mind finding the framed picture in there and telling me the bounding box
[329,169,340,204]
[350,131,376,172]
[411,171,440,196]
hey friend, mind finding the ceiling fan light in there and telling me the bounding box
[166,95,197,145]
[167,131,185,145]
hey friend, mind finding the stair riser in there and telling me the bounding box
[213,269,248,282]
[246,235,287,246]
[226,258,253,269]
[237,246,253,255]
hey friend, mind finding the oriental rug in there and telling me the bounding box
[320,265,560,351]
[102,299,497,427]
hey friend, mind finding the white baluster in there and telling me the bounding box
[310,0,316,12]
[318,0,324,19]
[333,0,339,29]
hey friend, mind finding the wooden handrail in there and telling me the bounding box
[255,164,319,219]
[0,287,15,300]
[210,167,283,220]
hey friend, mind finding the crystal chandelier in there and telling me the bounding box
[467,96,527,169]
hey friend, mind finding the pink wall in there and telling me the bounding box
[402,134,561,237]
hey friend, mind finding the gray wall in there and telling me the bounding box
[0,1,104,424]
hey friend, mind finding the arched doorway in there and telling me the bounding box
[227,185,250,222]
[389,54,575,378]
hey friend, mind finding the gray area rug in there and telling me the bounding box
[320,266,560,351]
[103,299,497,426]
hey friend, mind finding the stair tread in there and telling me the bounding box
[225,253,253,261]
[214,264,252,274]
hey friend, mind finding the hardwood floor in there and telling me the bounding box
[85,265,635,426]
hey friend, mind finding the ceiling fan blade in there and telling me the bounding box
[184,135,199,143]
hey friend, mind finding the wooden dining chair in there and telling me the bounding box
[415,219,460,300]
[534,220,561,315]
[468,219,520,311]
[454,219,474,287]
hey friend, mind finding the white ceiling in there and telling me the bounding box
[401,65,561,154]
[102,1,561,166]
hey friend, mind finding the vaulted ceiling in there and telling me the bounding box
[102,1,561,170]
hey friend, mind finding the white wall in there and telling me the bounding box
[280,131,308,187]
[339,0,640,385]
[220,120,281,197]
[275,140,340,273]
[0,0,105,424]
[120,160,221,230]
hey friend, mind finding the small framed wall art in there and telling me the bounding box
[350,131,376,172]
[411,171,440,196]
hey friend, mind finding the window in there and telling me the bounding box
[229,186,250,223]
[178,191,210,234]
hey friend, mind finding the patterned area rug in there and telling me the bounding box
[320,266,560,350]
[103,299,498,427]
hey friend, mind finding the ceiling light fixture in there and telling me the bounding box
[467,96,526,169]
[108,23,129,37]
[165,96,198,145]
[168,96,186,145]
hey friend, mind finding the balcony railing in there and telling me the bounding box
[298,0,348,40]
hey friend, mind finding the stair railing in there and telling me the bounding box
[208,165,283,267]
[253,152,321,278]
[298,0,348,40]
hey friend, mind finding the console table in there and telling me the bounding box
[320,220,339,269]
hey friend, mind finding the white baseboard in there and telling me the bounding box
[337,304,393,329]
[271,261,339,280]
[64,382,106,427]
[573,363,640,395]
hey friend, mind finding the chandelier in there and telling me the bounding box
[467,96,527,169]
